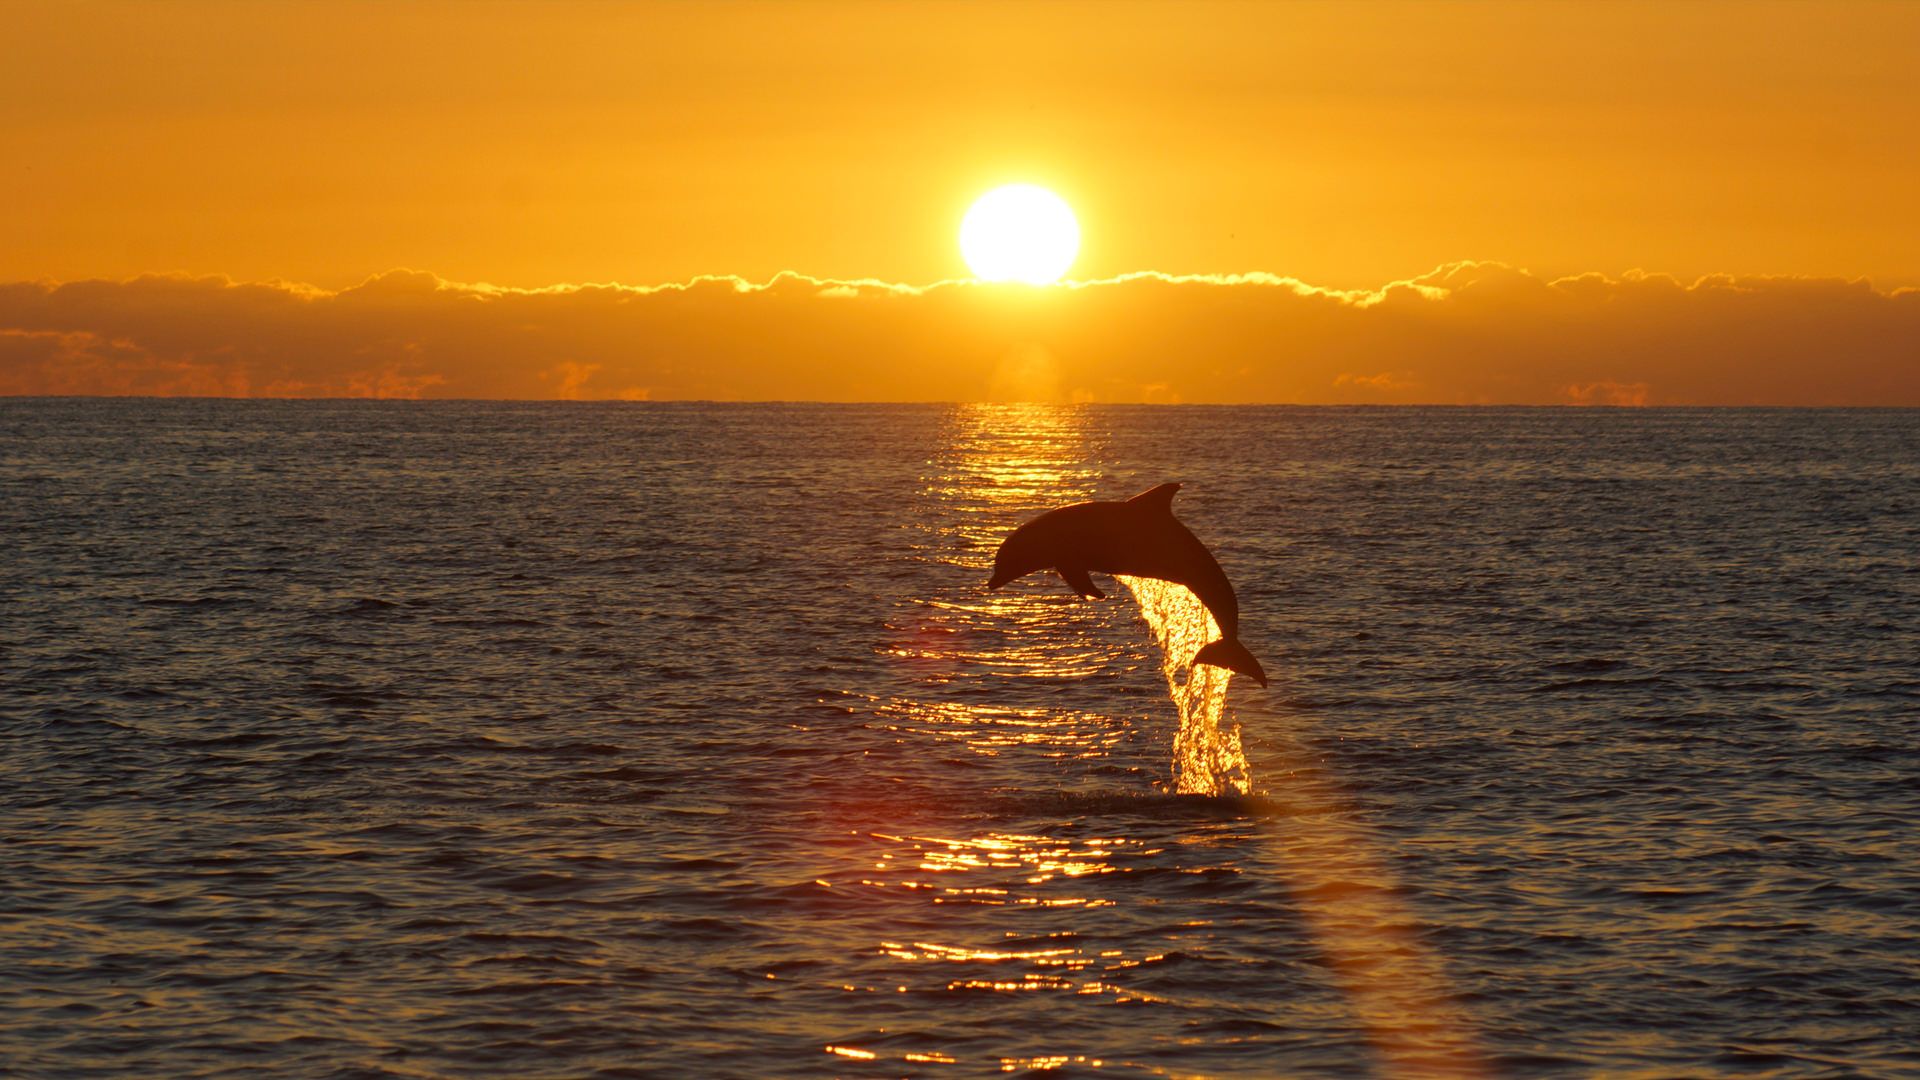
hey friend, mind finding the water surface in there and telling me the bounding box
[3,401,1917,1077]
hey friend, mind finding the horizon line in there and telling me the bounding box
[7,395,1918,410]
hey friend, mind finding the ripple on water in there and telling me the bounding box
[1,400,1917,1077]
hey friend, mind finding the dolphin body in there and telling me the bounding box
[986,482,1268,687]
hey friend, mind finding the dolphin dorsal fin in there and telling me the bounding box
[1127,482,1182,513]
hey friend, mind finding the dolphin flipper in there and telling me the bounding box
[1058,566,1105,599]
[1194,637,1268,687]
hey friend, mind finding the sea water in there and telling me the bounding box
[3,400,1917,1077]
[1115,575,1249,798]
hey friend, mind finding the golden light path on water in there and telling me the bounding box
[831,403,1484,1075]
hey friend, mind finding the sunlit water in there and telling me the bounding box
[1114,576,1249,798]
[3,401,1918,1077]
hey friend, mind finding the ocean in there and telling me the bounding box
[2,400,1916,1077]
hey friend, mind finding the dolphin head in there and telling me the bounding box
[986,521,1049,590]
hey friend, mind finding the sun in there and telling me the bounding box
[959,184,1080,285]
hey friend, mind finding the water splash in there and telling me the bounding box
[1116,575,1252,797]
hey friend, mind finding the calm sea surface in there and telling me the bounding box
[3,401,1918,1078]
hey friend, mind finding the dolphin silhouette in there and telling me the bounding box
[986,482,1268,687]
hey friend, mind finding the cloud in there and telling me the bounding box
[1,263,1915,403]
[1334,370,1419,394]
[1564,380,1651,407]
[0,328,243,397]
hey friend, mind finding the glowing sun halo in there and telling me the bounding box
[959,184,1080,285]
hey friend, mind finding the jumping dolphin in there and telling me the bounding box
[986,483,1268,687]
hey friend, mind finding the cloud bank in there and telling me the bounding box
[2,263,1915,404]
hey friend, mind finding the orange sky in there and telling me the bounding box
[3,0,1917,401]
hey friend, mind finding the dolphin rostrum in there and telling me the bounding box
[986,482,1268,687]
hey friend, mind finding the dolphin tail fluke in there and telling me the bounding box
[1194,637,1267,688]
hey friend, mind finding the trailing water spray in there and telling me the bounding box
[1119,576,1252,796]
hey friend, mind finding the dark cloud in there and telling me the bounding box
[1,264,1914,403]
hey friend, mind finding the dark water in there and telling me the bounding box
[3,400,1918,1078]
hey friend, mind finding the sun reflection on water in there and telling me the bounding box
[871,696,1125,761]
[852,833,1151,966]
[919,401,1101,566]
[830,402,1486,1074]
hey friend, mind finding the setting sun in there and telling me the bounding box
[959,184,1080,285]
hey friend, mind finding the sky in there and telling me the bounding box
[3,0,1917,402]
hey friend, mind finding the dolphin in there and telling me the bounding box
[986,482,1268,687]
